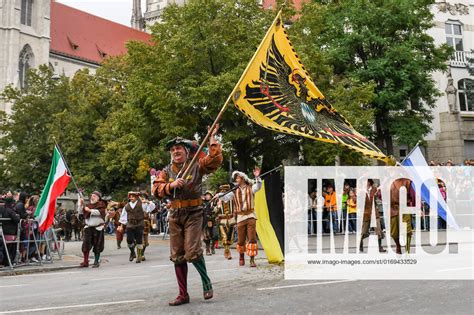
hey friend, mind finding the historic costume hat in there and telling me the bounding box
[91,191,102,199]
[165,137,193,151]
[232,171,252,184]
[127,191,141,198]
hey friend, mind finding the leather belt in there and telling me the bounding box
[171,198,203,209]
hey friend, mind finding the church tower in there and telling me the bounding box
[0,0,51,113]
[131,0,144,31]
[142,0,187,30]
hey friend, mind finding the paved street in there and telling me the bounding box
[0,234,473,314]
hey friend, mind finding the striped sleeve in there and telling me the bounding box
[152,170,172,198]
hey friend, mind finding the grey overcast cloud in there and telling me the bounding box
[56,0,147,27]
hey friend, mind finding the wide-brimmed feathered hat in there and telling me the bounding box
[232,171,252,184]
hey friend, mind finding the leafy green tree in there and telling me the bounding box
[3,0,452,194]
[122,0,299,174]
[0,66,70,191]
[294,0,452,156]
[0,59,134,194]
[50,57,130,192]
[205,168,230,192]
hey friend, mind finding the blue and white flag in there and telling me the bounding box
[402,146,459,230]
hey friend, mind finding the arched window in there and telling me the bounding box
[19,45,34,90]
[458,79,474,112]
[21,0,34,26]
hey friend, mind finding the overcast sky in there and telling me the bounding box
[56,0,147,27]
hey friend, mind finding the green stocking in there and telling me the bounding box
[192,255,212,292]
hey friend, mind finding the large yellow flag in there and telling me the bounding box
[232,11,392,164]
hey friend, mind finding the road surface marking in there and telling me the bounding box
[437,266,474,272]
[149,264,172,268]
[256,279,356,291]
[0,284,30,288]
[0,300,145,314]
[91,275,148,281]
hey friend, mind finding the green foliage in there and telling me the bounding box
[1,0,451,192]
[0,66,70,191]
[205,167,231,192]
[293,0,451,155]
[124,0,297,173]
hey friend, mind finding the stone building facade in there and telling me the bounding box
[131,0,187,31]
[423,0,474,163]
[0,0,51,113]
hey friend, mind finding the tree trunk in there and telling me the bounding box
[374,114,385,153]
[384,132,394,156]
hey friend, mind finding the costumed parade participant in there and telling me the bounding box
[140,194,156,261]
[153,124,222,306]
[80,191,106,268]
[359,179,386,253]
[216,184,236,260]
[118,191,155,263]
[218,167,261,267]
[202,191,218,256]
[112,201,126,249]
[390,179,416,254]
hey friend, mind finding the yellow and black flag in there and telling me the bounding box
[255,171,284,264]
[232,11,392,164]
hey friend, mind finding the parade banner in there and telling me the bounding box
[35,145,71,233]
[255,174,284,264]
[232,11,391,164]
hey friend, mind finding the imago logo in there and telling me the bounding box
[284,166,473,280]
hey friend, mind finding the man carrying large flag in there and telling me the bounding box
[34,145,71,233]
[152,126,223,306]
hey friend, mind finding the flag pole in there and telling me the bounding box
[51,138,83,197]
[400,141,422,165]
[179,10,283,180]
[215,165,283,199]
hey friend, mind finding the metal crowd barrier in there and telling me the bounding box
[0,218,63,270]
